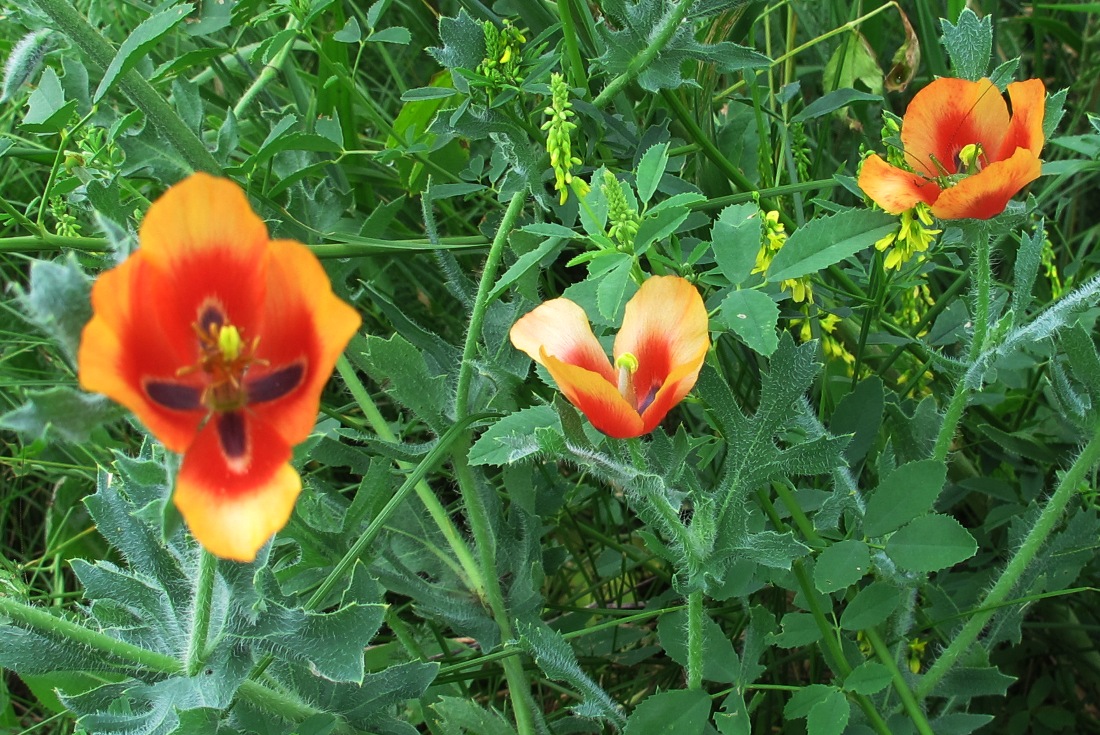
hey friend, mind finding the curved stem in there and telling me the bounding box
[234,14,302,118]
[185,549,216,677]
[31,0,220,174]
[916,422,1100,699]
[454,191,526,420]
[450,191,541,733]
[592,0,695,108]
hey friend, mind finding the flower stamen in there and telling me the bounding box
[616,352,639,408]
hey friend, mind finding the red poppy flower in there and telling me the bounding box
[510,275,709,439]
[859,77,1045,220]
[78,174,360,561]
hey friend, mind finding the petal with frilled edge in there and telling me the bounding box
[857,155,941,214]
[174,412,299,562]
[78,252,205,452]
[139,173,269,338]
[901,78,1008,177]
[540,351,645,438]
[247,239,361,447]
[997,78,1046,161]
[510,298,617,382]
[930,148,1041,220]
[614,275,710,414]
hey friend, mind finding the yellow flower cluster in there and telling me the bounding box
[601,170,640,249]
[753,210,813,303]
[543,73,583,206]
[874,202,941,271]
[795,313,855,371]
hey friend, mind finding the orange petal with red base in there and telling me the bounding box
[79,253,205,453]
[997,79,1046,161]
[248,239,362,447]
[510,298,616,382]
[901,77,1008,177]
[138,174,269,339]
[858,154,941,214]
[541,351,644,438]
[174,413,299,562]
[930,147,1041,220]
[614,275,709,426]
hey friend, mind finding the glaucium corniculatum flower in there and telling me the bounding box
[859,77,1045,220]
[510,275,709,439]
[79,173,361,561]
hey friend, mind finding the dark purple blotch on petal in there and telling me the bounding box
[247,363,305,404]
[199,303,225,333]
[145,380,203,411]
[216,411,248,460]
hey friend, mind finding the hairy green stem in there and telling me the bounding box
[235,14,302,118]
[916,422,1100,699]
[686,590,704,690]
[592,0,694,108]
[454,191,526,419]
[932,225,991,463]
[31,0,220,174]
[450,191,541,734]
[0,595,181,674]
[185,550,216,677]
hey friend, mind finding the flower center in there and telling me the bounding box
[177,313,265,412]
[955,143,985,175]
[616,352,639,409]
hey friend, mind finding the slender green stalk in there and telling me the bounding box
[916,422,1100,699]
[235,15,302,118]
[686,589,704,690]
[31,0,220,174]
[335,355,482,593]
[932,225,991,463]
[235,681,353,735]
[185,550,217,677]
[660,89,795,231]
[864,629,935,735]
[763,488,920,735]
[592,0,694,108]
[450,191,541,734]
[454,191,526,420]
[555,0,588,94]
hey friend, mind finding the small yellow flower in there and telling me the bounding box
[875,202,941,271]
[543,73,583,205]
[753,210,813,303]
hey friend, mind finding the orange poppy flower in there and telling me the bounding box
[859,77,1045,220]
[510,275,709,439]
[78,174,360,561]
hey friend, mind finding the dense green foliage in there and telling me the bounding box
[1,1,1100,733]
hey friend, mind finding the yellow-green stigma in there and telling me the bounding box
[217,325,243,362]
[957,143,983,174]
[616,352,639,408]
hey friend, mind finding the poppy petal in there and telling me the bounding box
[613,276,710,408]
[901,78,1009,177]
[510,298,617,383]
[78,254,205,452]
[248,240,361,447]
[541,351,645,438]
[857,154,941,214]
[139,174,269,337]
[997,78,1046,161]
[174,413,300,562]
[640,360,707,435]
[930,147,1041,220]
